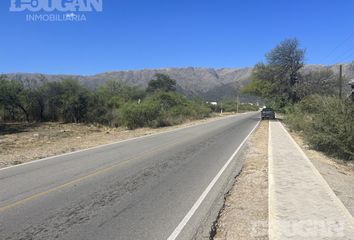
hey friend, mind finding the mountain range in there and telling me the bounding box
[3,62,354,101]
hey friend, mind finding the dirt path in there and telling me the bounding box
[213,121,269,240]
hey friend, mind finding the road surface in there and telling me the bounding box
[0,112,259,240]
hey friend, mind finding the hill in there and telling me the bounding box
[3,63,354,101]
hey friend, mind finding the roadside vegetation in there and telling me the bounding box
[286,96,354,160]
[243,38,354,160]
[0,74,213,130]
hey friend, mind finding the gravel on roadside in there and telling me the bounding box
[213,121,269,240]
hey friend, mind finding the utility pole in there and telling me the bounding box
[339,64,343,99]
[236,95,239,113]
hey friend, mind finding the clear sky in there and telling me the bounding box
[1,0,354,75]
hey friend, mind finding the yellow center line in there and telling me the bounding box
[0,139,183,213]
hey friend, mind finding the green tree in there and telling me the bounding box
[42,81,65,121]
[22,78,47,122]
[40,79,91,123]
[243,38,305,106]
[147,74,177,93]
[93,80,146,126]
[60,79,91,123]
[0,77,30,122]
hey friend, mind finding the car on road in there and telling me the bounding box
[261,108,275,120]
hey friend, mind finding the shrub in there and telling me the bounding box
[119,92,211,129]
[0,76,212,131]
[285,95,354,160]
[120,101,160,129]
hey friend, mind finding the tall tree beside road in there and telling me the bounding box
[59,80,91,123]
[243,38,305,107]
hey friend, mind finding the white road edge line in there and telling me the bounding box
[167,120,260,240]
[278,121,354,229]
[0,113,253,173]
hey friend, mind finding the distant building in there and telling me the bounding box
[207,102,218,106]
[349,79,354,102]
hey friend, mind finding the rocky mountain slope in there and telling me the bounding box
[3,63,354,101]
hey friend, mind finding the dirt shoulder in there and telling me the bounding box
[213,120,354,240]
[288,129,354,217]
[0,113,237,169]
[213,121,269,240]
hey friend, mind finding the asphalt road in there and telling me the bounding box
[0,112,260,240]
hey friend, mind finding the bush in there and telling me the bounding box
[120,101,161,129]
[119,92,211,129]
[285,95,354,160]
[0,75,212,130]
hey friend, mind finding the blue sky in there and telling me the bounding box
[1,0,354,75]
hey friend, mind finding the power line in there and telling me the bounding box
[320,31,354,64]
[328,43,354,64]
[332,46,354,64]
